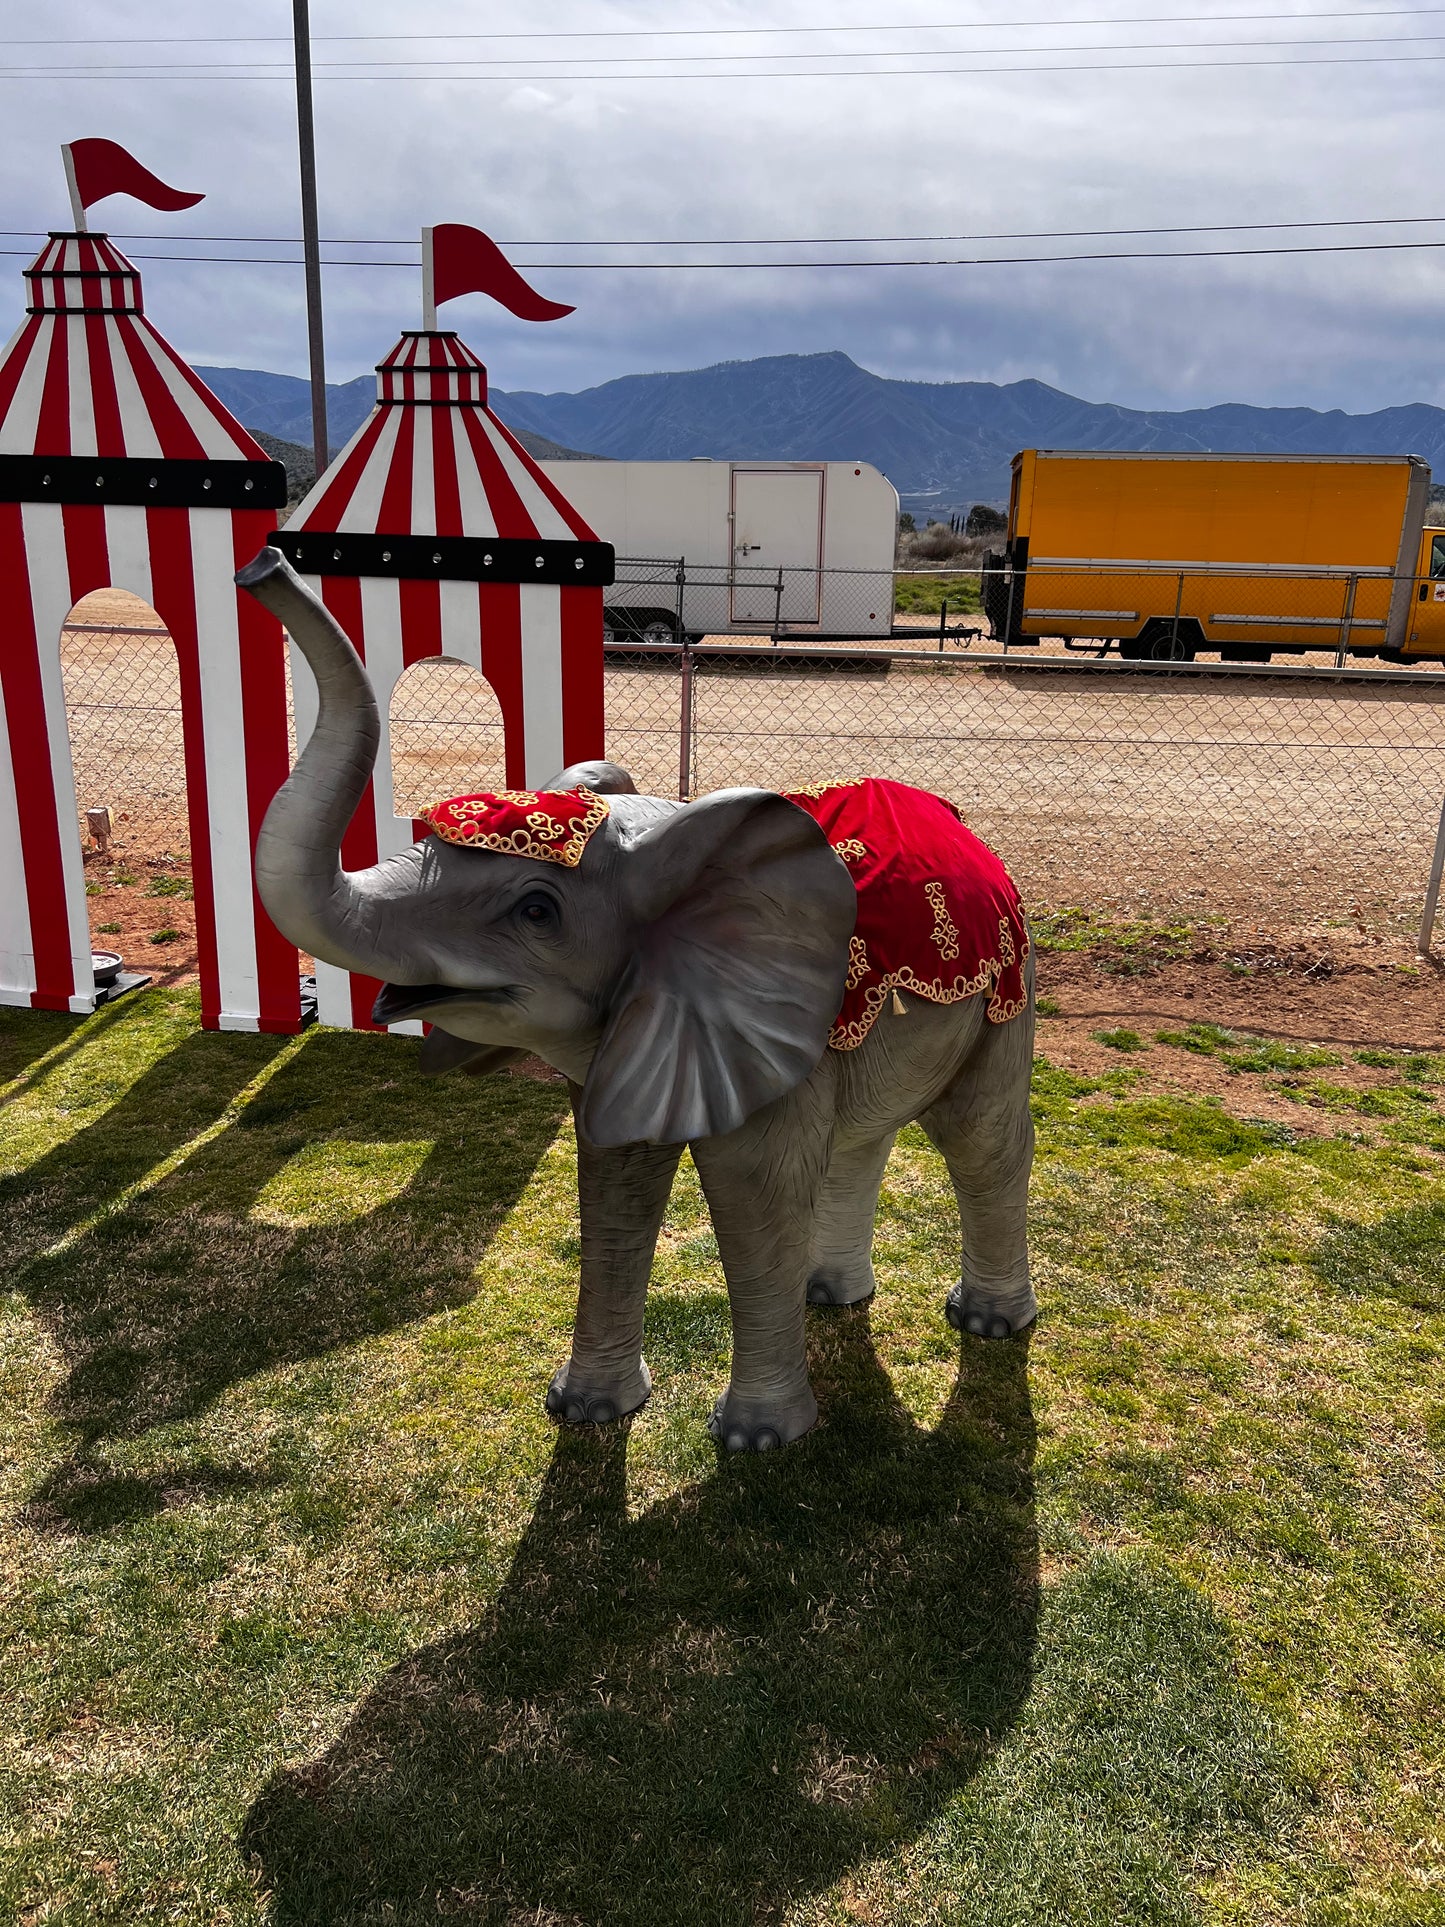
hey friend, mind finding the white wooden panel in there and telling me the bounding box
[518,585,564,787]
[23,502,96,1011]
[188,510,260,1028]
[0,617,36,1000]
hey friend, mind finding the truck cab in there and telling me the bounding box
[1403,527,1445,658]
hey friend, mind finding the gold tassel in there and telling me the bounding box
[891,987,907,1015]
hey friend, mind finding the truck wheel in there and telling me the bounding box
[1128,619,1198,662]
[639,616,677,647]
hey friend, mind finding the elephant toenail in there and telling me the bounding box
[565,1399,585,1422]
[591,1398,616,1423]
[726,1430,749,1453]
[987,1315,1011,1339]
[965,1313,987,1334]
[755,1428,780,1452]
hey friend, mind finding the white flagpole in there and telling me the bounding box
[421,227,437,330]
[60,145,87,231]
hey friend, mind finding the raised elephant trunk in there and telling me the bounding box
[236,546,391,976]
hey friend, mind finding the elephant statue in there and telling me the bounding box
[237,548,1037,1453]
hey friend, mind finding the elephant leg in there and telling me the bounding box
[806,1130,897,1306]
[546,1113,684,1426]
[691,1074,834,1453]
[920,1006,1037,1341]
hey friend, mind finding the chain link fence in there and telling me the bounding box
[61,614,200,977]
[606,557,1445,661]
[390,657,508,817]
[633,646,1445,939]
[985,560,1443,664]
[56,566,1445,975]
[62,621,190,859]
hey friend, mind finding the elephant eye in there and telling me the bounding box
[515,891,558,931]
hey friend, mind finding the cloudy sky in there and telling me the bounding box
[1,0,1441,413]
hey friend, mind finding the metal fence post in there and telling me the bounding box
[1170,570,1184,653]
[1002,568,1015,654]
[1335,573,1358,669]
[674,554,686,639]
[677,631,694,803]
[938,595,948,652]
[1418,792,1445,958]
[772,566,784,645]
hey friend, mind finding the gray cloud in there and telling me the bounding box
[2,0,1442,412]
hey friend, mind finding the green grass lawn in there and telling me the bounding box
[892,573,984,619]
[1,990,1441,1925]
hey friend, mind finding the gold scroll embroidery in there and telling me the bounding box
[923,880,960,960]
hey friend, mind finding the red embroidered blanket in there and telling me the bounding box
[780,779,1029,1050]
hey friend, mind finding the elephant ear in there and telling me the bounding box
[578,789,856,1147]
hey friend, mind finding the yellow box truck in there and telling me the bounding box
[982,450,1445,661]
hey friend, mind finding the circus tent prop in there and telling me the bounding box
[0,148,297,1030]
[273,222,610,1032]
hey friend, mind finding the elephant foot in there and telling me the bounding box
[545,1358,651,1427]
[946,1284,1038,1340]
[707,1383,818,1455]
[806,1263,876,1309]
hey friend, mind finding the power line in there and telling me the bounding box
[7,236,1445,267]
[8,50,1445,78]
[8,30,1445,73]
[10,5,1445,41]
[7,214,1445,247]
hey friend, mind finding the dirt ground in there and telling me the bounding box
[1034,943,1443,1109]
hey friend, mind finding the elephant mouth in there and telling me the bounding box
[371,981,522,1025]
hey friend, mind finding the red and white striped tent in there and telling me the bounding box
[0,232,299,1030]
[274,326,610,1031]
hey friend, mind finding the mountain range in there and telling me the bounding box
[197,351,1445,513]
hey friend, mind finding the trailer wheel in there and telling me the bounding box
[603,606,677,648]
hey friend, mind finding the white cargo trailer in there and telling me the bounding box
[538,457,899,642]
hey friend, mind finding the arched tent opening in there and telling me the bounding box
[295,653,511,1035]
[60,589,197,991]
[389,657,508,826]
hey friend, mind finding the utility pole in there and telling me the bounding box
[293,0,329,482]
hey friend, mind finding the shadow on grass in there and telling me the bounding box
[3,1025,568,1525]
[0,1003,95,1094]
[242,1312,1038,1926]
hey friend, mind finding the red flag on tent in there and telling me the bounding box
[62,139,204,216]
[424,224,574,323]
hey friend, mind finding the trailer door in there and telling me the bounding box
[729,467,824,623]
